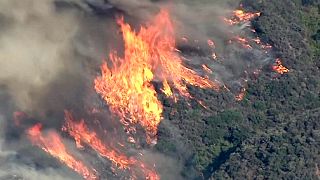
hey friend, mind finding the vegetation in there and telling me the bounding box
[155,0,320,179]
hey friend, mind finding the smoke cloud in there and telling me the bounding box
[0,0,98,179]
[0,0,273,179]
[0,0,79,112]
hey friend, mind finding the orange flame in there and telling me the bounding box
[27,124,97,180]
[202,64,213,74]
[94,9,219,144]
[252,37,272,49]
[63,111,133,170]
[234,36,252,49]
[233,10,261,22]
[63,111,159,180]
[212,52,217,60]
[235,88,246,101]
[272,58,289,74]
[224,10,261,25]
[161,79,173,97]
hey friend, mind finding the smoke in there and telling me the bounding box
[106,0,270,91]
[141,150,184,180]
[0,0,98,179]
[0,114,81,180]
[0,0,81,112]
[0,0,273,179]
[106,0,238,39]
[0,162,77,180]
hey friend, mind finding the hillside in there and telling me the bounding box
[155,0,320,179]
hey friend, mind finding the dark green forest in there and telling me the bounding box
[155,0,320,179]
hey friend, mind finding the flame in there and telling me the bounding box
[212,52,217,60]
[235,88,246,101]
[202,64,213,74]
[161,79,173,97]
[252,37,272,49]
[17,7,290,180]
[27,124,97,180]
[224,10,261,25]
[234,36,252,49]
[94,9,218,144]
[63,111,159,180]
[272,58,289,74]
[63,111,134,170]
[233,10,261,22]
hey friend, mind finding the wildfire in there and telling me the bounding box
[224,9,261,25]
[20,7,286,180]
[235,88,246,101]
[252,37,272,50]
[272,58,289,74]
[212,52,217,60]
[202,64,213,74]
[63,111,133,170]
[234,36,252,49]
[94,9,219,144]
[63,111,159,180]
[233,10,261,22]
[26,124,97,180]
[161,79,173,97]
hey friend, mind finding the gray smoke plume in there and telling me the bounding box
[0,0,99,179]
